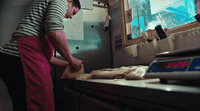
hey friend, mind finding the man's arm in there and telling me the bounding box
[47,31,72,62]
[49,56,68,68]
[47,31,82,71]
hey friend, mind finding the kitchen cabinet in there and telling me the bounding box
[80,94,121,111]
[64,87,81,111]
[63,79,200,111]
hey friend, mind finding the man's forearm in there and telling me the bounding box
[49,56,68,67]
[47,31,73,63]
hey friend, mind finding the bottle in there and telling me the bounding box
[155,25,167,39]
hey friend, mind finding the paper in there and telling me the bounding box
[63,10,84,40]
[157,34,175,52]
[124,44,138,57]
[126,9,132,23]
[111,1,121,30]
[152,39,159,53]
[79,0,93,10]
[167,34,175,51]
[61,64,84,79]
[126,22,132,35]
[111,1,123,49]
[114,28,122,46]
[150,0,182,14]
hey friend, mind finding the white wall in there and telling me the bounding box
[0,0,34,46]
[83,6,107,22]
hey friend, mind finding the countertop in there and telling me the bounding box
[62,78,200,110]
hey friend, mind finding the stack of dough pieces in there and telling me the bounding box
[124,66,149,80]
[76,65,149,80]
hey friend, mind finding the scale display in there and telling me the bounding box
[147,59,191,73]
[145,57,200,80]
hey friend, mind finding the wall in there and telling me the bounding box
[0,0,33,46]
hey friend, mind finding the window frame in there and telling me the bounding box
[120,0,144,47]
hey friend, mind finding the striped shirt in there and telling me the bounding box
[0,0,68,57]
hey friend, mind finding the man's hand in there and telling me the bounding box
[69,57,82,72]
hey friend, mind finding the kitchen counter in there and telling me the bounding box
[62,78,200,111]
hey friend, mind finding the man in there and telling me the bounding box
[0,0,82,110]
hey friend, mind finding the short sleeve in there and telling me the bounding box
[45,0,68,33]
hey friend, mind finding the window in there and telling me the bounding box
[121,0,199,47]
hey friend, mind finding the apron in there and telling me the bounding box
[11,35,54,111]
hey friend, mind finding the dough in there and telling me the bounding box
[125,66,148,80]
[123,66,139,75]
[76,74,93,80]
[73,65,149,80]
[90,70,125,79]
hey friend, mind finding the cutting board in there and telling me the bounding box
[61,64,84,79]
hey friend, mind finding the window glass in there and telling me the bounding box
[129,0,198,39]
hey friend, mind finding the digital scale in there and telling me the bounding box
[144,46,200,84]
